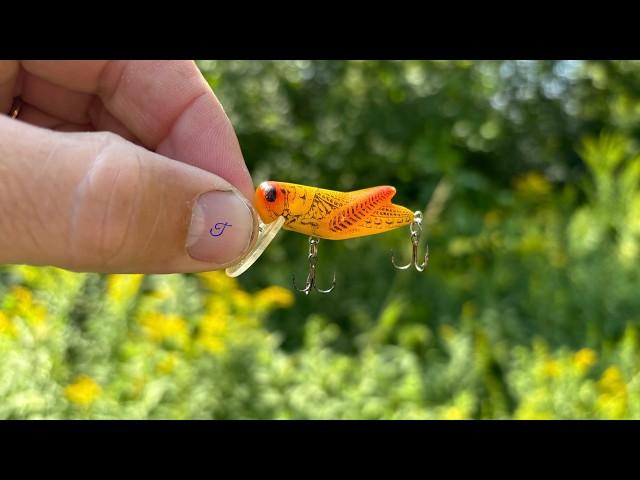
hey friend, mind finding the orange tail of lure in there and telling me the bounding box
[255,181,415,240]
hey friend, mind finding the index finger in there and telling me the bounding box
[20,60,255,201]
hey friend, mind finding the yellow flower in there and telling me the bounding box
[573,348,597,374]
[443,406,466,420]
[0,311,17,337]
[198,336,225,354]
[9,286,47,328]
[598,366,626,393]
[28,304,47,328]
[597,393,626,419]
[200,313,227,336]
[64,375,102,408]
[139,312,189,346]
[157,353,178,374]
[542,359,561,378]
[197,313,227,354]
[146,284,174,300]
[106,274,144,303]
[255,286,295,310]
[198,271,237,292]
[596,365,628,418]
[205,296,230,318]
[12,286,33,310]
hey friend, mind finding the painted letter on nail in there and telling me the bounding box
[209,222,233,237]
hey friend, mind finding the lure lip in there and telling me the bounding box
[225,181,284,278]
[225,216,285,278]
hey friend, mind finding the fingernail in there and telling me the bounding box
[187,190,256,265]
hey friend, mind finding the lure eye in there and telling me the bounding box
[264,184,277,203]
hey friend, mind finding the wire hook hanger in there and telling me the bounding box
[293,236,336,295]
[391,211,429,272]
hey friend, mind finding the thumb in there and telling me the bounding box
[0,117,259,273]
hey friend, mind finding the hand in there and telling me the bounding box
[0,61,258,273]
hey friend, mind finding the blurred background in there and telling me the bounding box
[2,60,640,419]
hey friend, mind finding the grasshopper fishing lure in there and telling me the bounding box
[226,181,429,295]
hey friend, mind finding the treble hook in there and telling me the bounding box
[391,211,429,272]
[293,236,337,295]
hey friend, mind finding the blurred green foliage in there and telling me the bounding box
[3,60,640,418]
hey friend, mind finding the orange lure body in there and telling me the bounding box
[255,181,415,240]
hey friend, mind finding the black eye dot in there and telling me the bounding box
[264,185,277,202]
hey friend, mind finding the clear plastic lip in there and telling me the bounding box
[225,216,285,278]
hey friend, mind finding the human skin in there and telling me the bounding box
[0,60,259,273]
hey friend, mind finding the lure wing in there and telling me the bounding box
[326,186,398,234]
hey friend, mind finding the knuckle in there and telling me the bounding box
[71,138,143,267]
